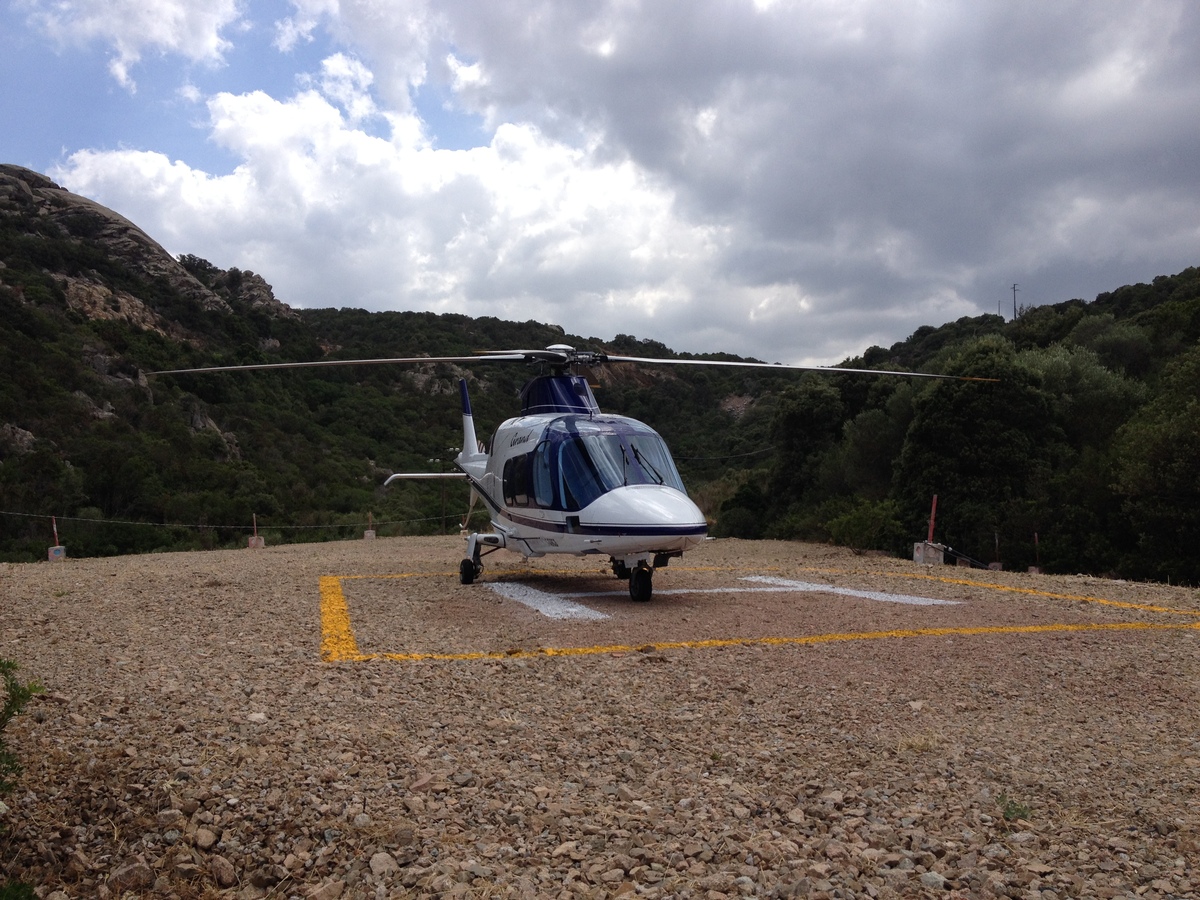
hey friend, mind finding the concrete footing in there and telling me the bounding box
[912,542,945,565]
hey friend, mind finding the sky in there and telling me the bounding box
[3,0,1198,365]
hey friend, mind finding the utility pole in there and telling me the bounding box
[1012,283,1019,320]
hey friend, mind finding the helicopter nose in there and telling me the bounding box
[582,485,708,549]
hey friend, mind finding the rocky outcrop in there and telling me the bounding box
[0,164,297,330]
[212,267,299,320]
[0,423,37,455]
[0,164,233,315]
[60,276,183,340]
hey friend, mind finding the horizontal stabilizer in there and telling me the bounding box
[384,472,469,485]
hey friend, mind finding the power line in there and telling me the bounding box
[0,509,474,531]
[675,446,776,461]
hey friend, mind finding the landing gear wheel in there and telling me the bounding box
[459,558,479,585]
[629,566,652,602]
[612,559,631,580]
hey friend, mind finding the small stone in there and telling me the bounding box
[250,865,287,888]
[195,827,219,850]
[64,849,91,878]
[920,871,946,889]
[211,855,238,887]
[823,840,848,860]
[370,852,400,877]
[306,881,346,900]
[552,841,578,857]
[108,862,154,892]
[155,808,184,827]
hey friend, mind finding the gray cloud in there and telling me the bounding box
[43,0,1200,365]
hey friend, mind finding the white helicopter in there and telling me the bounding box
[157,343,988,601]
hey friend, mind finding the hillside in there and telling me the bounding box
[1,164,1198,582]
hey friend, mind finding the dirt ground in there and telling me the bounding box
[2,536,1199,899]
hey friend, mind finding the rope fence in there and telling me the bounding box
[0,508,479,533]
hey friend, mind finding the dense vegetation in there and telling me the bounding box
[1,184,1197,581]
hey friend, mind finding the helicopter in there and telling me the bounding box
[155,343,991,602]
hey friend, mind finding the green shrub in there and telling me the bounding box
[1,658,42,796]
[827,499,906,554]
[0,881,36,900]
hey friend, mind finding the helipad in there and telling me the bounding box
[318,566,1200,663]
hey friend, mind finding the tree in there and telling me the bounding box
[765,376,845,512]
[892,336,1064,567]
[1113,346,1200,584]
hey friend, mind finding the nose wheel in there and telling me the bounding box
[460,532,504,585]
[459,557,481,585]
[629,565,653,602]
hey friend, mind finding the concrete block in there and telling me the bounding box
[912,542,944,565]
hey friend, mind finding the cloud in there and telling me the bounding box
[54,73,755,356]
[39,0,1200,365]
[304,52,378,124]
[20,0,242,88]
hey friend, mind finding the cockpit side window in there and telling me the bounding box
[627,435,684,491]
[558,437,606,511]
[532,441,555,508]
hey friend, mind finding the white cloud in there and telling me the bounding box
[31,0,1200,366]
[53,73,755,356]
[307,52,378,124]
[21,0,242,88]
[274,0,339,52]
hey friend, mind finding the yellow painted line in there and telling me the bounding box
[321,569,1200,664]
[795,566,1200,617]
[348,620,1200,664]
[340,572,452,580]
[319,575,369,662]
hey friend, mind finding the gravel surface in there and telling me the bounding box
[3,536,1200,899]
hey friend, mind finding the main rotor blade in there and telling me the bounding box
[149,353,529,376]
[603,354,999,382]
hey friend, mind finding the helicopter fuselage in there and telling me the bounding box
[463,410,708,562]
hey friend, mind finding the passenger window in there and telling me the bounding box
[503,453,532,507]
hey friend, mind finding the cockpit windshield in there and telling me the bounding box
[519,417,687,512]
